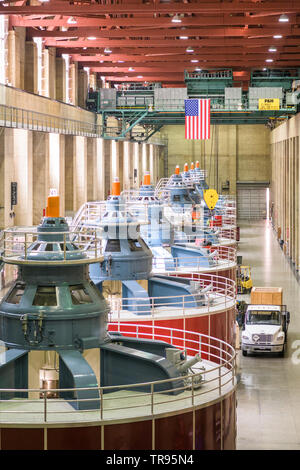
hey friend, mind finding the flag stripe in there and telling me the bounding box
[185,98,210,140]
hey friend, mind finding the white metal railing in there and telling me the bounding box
[0,228,103,264]
[0,324,236,424]
[181,227,237,243]
[152,248,236,271]
[0,103,101,137]
[109,272,236,323]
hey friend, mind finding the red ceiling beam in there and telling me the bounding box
[1,1,300,15]
[56,39,295,55]
[10,14,299,28]
[46,37,295,48]
[72,48,300,62]
[29,26,293,39]
[79,56,300,68]
[90,63,300,74]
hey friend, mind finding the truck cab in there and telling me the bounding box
[241,304,290,357]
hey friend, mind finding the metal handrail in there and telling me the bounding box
[109,273,235,322]
[0,228,103,264]
[0,324,236,424]
[0,103,101,138]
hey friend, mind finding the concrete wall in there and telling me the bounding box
[0,127,162,228]
[270,114,300,269]
[160,124,270,194]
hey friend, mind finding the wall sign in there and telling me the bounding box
[258,98,280,110]
[11,182,17,208]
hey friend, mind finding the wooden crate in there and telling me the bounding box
[251,287,283,306]
[277,227,281,240]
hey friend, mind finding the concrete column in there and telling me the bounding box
[111,140,119,184]
[295,137,299,269]
[48,47,56,100]
[69,62,78,106]
[78,69,88,108]
[24,41,38,94]
[42,48,50,98]
[7,30,19,88]
[48,133,65,216]
[73,136,87,211]
[56,57,66,102]
[104,140,111,197]
[119,142,124,190]
[133,142,140,189]
[95,138,105,201]
[32,132,49,224]
[1,129,33,227]
[142,143,148,175]
[87,138,96,201]
[64,135,74,214]
[123,141,132,190]
[89,72,97,91]
[149,144,154,182]
[0,132,5,229]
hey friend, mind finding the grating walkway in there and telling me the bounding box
[237,220,300,450]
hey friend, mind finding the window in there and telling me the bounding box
[6,283,26,304]
[105,239,121,252]
[69,285,93,305]
[173,195,181,202]
[128,239,143,252]
[45,244,54,252]
[31,243,41,251]
[60,244,69,251]
[33,286,57,306]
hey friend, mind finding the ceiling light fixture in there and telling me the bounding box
[186,47,194,53]
[87,36,96,40]
[67,17,77,24]
[104,47,112,53]
[279,14,289,22]
[129,67,135,71]
[268,47,277,52]
[137,75,143,78]
[273,34,283,39]
[180,36,188,39]
[172,14,182,23]
[266,59,273,62]
[191,59,199,63]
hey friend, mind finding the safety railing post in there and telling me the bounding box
[3,230,6,258]
[24,232,27,260]
[63,233,66,260]
[94,230,98,258]
[218,366,222,396]
[100,387,103,420]
[44,391,47,422]
[232,355,235,386]
[151,383,154,416]
[191,374,194,407]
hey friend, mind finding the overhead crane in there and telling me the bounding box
[87,69,300,141]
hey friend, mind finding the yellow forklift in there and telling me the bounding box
[237,256,253,294]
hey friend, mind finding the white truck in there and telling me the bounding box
[241,304,290,357]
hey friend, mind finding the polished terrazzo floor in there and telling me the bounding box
[237,220,300,450]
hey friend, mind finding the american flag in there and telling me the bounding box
[185,99,211,140]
